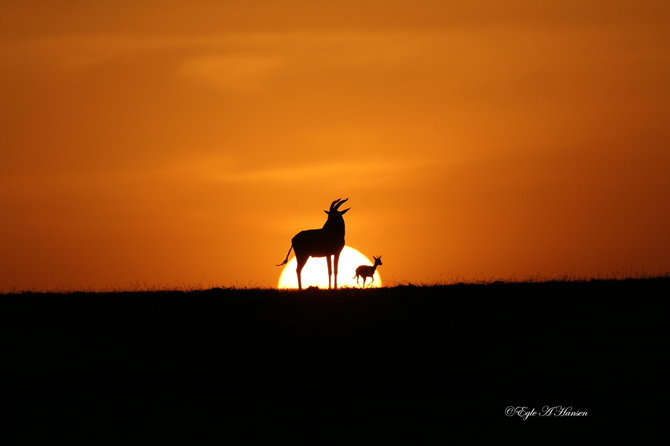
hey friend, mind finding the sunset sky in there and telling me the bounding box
[1,1,669,291]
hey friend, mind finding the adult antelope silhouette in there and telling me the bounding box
[277,198,350,290]
[353,256,382,287]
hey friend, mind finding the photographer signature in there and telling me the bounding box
[505,405,588,420]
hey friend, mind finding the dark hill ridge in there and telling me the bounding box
[1,278,667,438]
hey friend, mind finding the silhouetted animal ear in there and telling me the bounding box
[340,208,350,215]
[324,210,330,215]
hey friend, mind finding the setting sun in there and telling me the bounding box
[277,246,382,289]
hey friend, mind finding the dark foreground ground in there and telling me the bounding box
[1,278,667,441]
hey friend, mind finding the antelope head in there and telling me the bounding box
[374,256,383,266]
[324,197,350,216]
[323,198,350,230]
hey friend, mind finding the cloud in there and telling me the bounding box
[178,53,285,89]
[177,157,427,185]
[0,31,449,76]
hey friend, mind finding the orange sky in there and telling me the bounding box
[1,1,669,291]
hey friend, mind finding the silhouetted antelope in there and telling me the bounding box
[277,198,350,290]
[354,256,382,287]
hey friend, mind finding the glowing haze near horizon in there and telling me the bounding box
[1,1,669,291]
[278,246,382,289]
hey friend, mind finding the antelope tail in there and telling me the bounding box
[276,245,293,266]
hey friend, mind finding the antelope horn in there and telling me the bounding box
[329,198,342,211]
[333,197,349,210]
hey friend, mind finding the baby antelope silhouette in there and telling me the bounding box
[353,256,382,287]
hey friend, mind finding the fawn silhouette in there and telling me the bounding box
[277,198,350,290]
[354,256,382,287]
